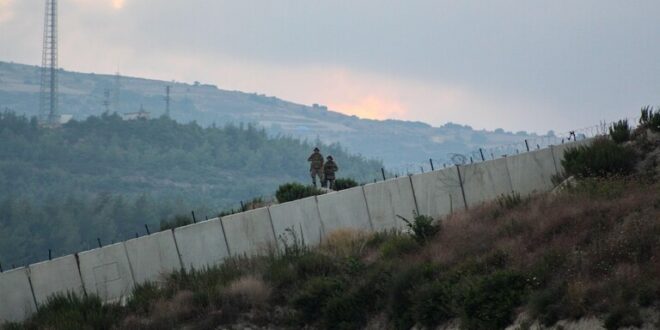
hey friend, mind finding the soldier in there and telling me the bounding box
[323,155,339,190]
[307,147,324,187]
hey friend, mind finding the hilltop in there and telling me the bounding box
[0,61,542,169]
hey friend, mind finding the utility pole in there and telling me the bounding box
[39,0,59,125]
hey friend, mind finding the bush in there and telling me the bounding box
[412,279,456,327]
[639,105,660,132]
[604,305,643,330]
[291,276,345,324]
[275,183,325,203]
[496,192,523,210]
[332,178,358,191]
[561,138,636,178]
[379,234,419,259]
[126,282,164,315]
[397,213,440,244]
[20,293,123,329]
[459,271,527,330]
[609,119,631,143]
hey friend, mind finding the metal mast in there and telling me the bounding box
[164,85,171,117]
[39,0,58,125]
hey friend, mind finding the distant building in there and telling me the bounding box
[122,105,150,120]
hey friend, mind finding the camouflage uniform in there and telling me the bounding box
[308,151,324,186]
[323,158,338,190]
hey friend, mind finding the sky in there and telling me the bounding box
[0,0,659,133]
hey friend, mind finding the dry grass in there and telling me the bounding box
[320,228,370,257]
[223,275,272,309]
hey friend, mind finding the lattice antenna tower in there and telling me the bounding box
[164,85,171,117]
[113,72,121,113]
[39,0,59,125]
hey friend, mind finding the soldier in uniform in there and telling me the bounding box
[307,147,324,187]
[323,155,339,190]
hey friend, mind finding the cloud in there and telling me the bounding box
[0,0,14,23]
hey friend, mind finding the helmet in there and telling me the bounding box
[327,155,333,160]
[313,147,320,152]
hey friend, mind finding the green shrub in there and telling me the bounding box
[496,192,523,210]
[333,178,358,191]
[275,183,325,203]
[21,293,122,329]
[412,279,456,327]
[160,214,192,231]
[561,138,636,178]
[388,262,440,329]
[639,105,660,132]
[609,119,631,143]
[379,234,419,259]
[528,282,568,326]
[604,305,643,330]
[397,213,440,244]
[126,282,164,314]
[459,271,527,330]
[291,276,345,324]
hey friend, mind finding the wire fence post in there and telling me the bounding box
[479,148,485,161]
[525,139,530,152]
[381,168,386,181]
[0,262,3,272]
[48,249,52,261]
[429,158,435,171]
[97,238,102,248]
[191,211,197,223]
[144,224,150,235]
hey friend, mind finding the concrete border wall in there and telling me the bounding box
[222,208,276,257]
[0,267,36,323]
[316,186,372,234]
[460,157,514,207]
[77,243,135,303]
[124,230,182,285]
[410,167,465,219]
[363,177,418,231]
[506,148,558,196]
[269,196,324,250]
[173,218,230,271]
[29,255,85,306]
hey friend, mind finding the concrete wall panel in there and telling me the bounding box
[222,208,276,257]
[269,197,323,250]
[29,255,84,306]
[317,186,372,234]
[506,148,557,196]
[363,177,417,231]
[410,167,465,219]
[124,230,182,285]
[460,158,514,207]
[173,218,229,271]
[0,267,36,323]
[78,243,134,303]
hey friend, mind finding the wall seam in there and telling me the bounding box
[361,186,375,231]
[170,229,185,271]
[219,217,233,258]
[408,175,421,217]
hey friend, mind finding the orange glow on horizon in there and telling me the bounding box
[328,96,407,120]
[111,0,125,9]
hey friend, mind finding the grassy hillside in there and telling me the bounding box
[7,124,660,329]
[0,111,382,266]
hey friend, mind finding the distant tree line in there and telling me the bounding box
[0,111,383,267]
